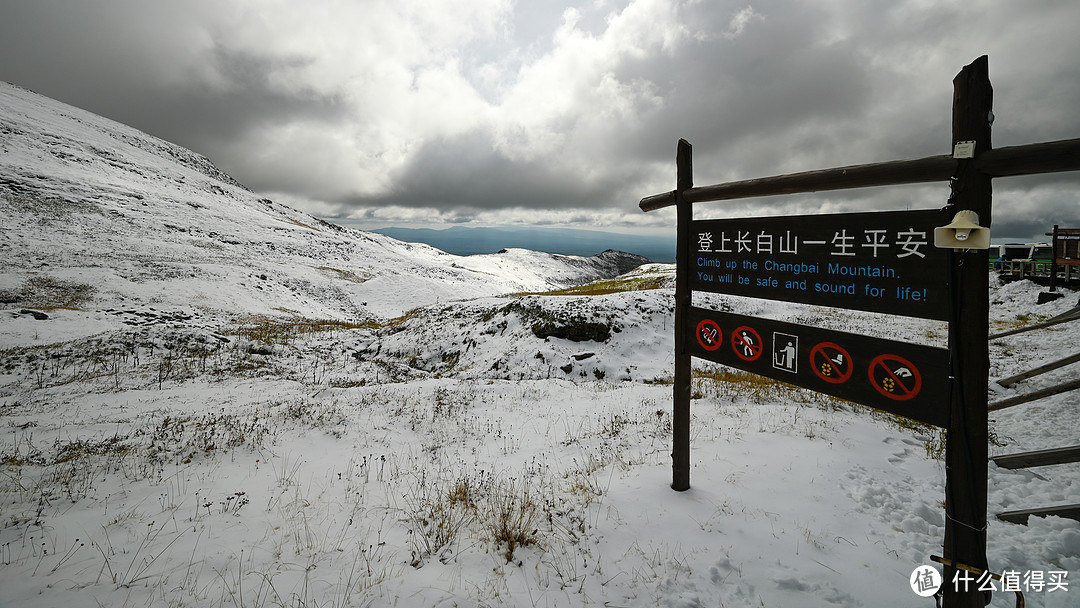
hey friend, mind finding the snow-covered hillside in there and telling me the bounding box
[0,81,649,324]
[1,83,1078,608]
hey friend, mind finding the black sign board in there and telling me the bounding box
[687,306,950,427]
[690,209,952,320]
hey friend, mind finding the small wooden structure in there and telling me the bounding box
[1048,225,1080,291]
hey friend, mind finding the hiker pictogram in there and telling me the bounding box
[731,326,763,361]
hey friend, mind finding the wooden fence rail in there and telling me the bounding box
[989,306,1080,339]
[997,505,1080,525]
[988,378,1080,412]
[996,352,1080,387]
[992,445,1080,469]
[639,138,1080,212]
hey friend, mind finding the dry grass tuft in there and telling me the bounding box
[517,275,670,297]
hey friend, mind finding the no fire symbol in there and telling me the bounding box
[868,354,922,400]
[696,319,722,351]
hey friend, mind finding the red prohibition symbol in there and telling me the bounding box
[810,342,852,383]
[868,354,922,400]
[731,326,763,361]
[696,319,722,351]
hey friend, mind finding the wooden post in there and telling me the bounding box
[672,139,693,491]
[1049,224,1059,292]
[942,55,992,608]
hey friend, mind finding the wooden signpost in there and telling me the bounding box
[640,56,1080,607]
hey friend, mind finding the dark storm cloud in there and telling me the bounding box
[618,3,871,149]
[138,45,348,146]
[0,2,347,180]
[345,129,635,211]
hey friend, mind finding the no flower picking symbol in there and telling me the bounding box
[868,354,922,400]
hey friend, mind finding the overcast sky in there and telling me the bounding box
[2,0,1078,239]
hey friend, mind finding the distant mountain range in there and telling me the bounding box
[368,225,675,262]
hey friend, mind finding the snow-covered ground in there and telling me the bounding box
[1,82,1078,607]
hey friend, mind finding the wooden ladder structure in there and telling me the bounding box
[989,309,1080,525]
[993,446,1080,524]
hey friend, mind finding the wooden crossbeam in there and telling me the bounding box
[989,306,1080,339]
[638,138,1080,212]
[997,504,1080,525]
[976,138,1080,177]
[996,352,1080,387]
[988,378,1080,411]
[991,445,1080,469]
